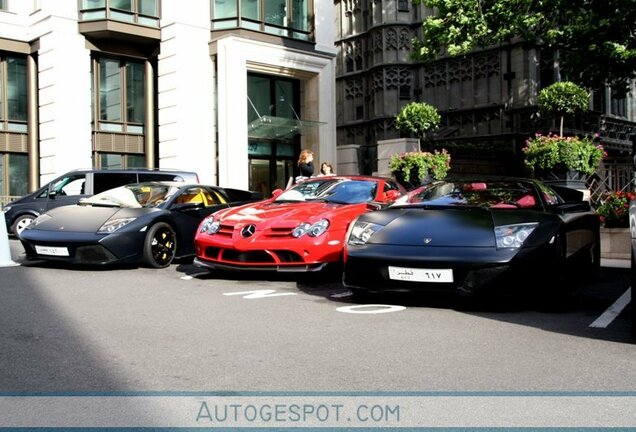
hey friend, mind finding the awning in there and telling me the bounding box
[247,115,325,139]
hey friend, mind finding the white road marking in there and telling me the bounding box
[589,287,631,328]
[223,289,297,299]
[330,291,352,298]
[336,304,406,314]
[180,272,209,280]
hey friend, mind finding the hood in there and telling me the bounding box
[29,205,149,233]
[218,200,367,230]
[367,207,497,247]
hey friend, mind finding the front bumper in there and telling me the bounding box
[343,243,559,295]
[20,229,144,265]
[194,231,344,272]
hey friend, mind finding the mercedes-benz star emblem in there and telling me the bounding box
[423,238,432,244]
[241,224,257,238]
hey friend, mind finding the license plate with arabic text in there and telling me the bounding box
[388,266,453,283]
[35,245,69,257]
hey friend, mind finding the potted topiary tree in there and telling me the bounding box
[391,102,449,189]
[525,81,604,187]
[394,102,441,150]
[537,81,589,137]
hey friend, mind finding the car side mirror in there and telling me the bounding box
[48,190,57,199]
[271,189,284,199]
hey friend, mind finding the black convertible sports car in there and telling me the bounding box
[343,177,600,297]
[19,182,261,268]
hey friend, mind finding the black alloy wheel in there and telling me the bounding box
[143,222,177,268]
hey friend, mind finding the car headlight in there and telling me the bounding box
[494,223,538,248]
[2,205,11,213]
[348,221,383,245]
[292,219,330,238]
[97,217,136,234]
[200,218,220,234]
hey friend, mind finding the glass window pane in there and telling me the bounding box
[100,153,124,169]
[213,0,237,19]
[81,0,105,9]
[138,0,157,16]
[126,154,146,168]
[99,59,122,122]
[242,0,258,20]
[138,16,159,26]
[126,61,145,123]
[292,0,309,31]
[275,80,294,119]
[0,0,7,10]
[0,63,3,121]
[111,10,134,21]
[0,155,4,198]
[247,74,272,121]
[6,57,27,122]
[111,0,132,10]
[8,153,28,197]
[81,10,107,19]
[264,0,286,26]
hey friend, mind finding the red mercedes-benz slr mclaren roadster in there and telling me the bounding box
[193,176,404,273]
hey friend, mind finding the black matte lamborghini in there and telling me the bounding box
[343,176,600,297]
[19,181,262,268]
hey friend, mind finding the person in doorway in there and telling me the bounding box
[297,149,315,180]
[318,162,335,176]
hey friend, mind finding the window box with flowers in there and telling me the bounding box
[523,133,605,187]
[389,149,451,190]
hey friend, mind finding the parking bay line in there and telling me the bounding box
[589,287,631,328]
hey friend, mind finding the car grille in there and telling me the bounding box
[214,224,294,238]
[203,247,303,264]
[75,245,118,264]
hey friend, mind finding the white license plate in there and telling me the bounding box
[35,245,69,257]
[388,266,453,283]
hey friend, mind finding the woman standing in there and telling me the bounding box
[319,162,335,176]
[297,149,314,178]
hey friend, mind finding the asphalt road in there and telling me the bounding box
[1,238,634,394]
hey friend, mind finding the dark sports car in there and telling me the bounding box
[343,177,600,297]
[19,182,261,268]
[193,175,404,273]
[629,196,636,332]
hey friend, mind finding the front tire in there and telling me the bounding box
[143,222,177,268]
[12,214,35,237]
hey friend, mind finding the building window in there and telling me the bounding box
[0,0,7,11]
[0,56,28,133]
[610,88,627,118]
[79,0,160,27]
[397,0,409,12]
[92,57,145,134]
[399,85,411,100]
[211,0,313,41]
[0,153,28,202]
[97,153,146,169]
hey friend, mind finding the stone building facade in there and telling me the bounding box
[334,0,636,192]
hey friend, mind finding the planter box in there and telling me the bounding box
[600,227,630,260]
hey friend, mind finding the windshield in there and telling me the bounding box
[275,179,378,204]
[81,184,179,208]
[406,180,541,209]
